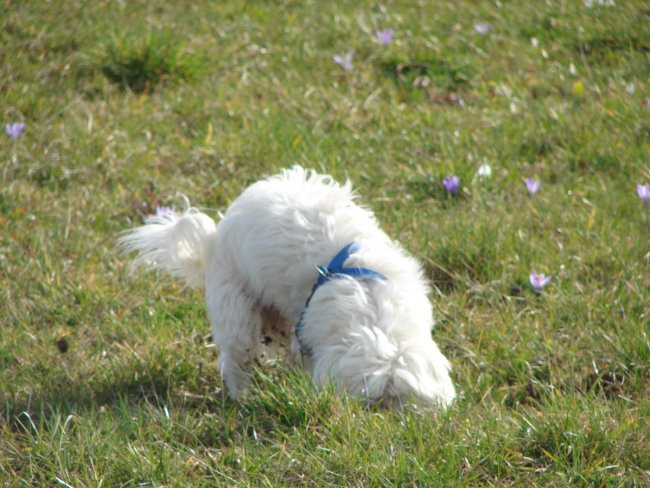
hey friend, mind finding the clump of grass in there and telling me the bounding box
[243,366,339,429]
[100,31,203,92]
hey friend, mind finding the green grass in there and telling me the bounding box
[99,31,204,93]
[1,0,649,486]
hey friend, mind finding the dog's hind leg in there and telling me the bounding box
[205,274,262,398]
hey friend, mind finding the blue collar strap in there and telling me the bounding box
[295,242,387,348]
[314,242,387,286]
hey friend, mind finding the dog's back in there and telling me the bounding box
[209,166,390,318]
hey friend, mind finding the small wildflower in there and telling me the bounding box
[473,22,491,35]
[637,183,650,206]
[333,51,354,72]
[6,122,26,139]
[526,178,541,196]
[572,80,585,97]
[443,175,460,195]
[626,83,635,95]
[477,163,492,179]
[375,28,394,46]
[569,62,577,76]
[155,206,176,219]
[585,0,615,7]
[530,270,551,293]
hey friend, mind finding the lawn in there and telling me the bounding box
[1,0,649,486]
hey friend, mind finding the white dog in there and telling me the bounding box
[119,167,456,407]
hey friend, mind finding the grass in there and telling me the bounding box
[99,31,204,93]
[1,0,649,486]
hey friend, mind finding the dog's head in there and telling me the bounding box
[341,328,456,408]
[299,279,456,407]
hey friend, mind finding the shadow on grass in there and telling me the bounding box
[1,356,224,436]
[425,238,499,294]
[573,34,650,60]
[1,357,342,448]
[404,176,471,208]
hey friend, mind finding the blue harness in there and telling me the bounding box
[295,242,387,350]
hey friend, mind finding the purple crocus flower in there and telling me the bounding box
[443,175,460,195]
[530,270,551,293]
[333,51,354,72]
[6,122,26,139]
[474,22,491,35]
[526,178,541,196]
[375,28,394,46]
[637,183,650,207]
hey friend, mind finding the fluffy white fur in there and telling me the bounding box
[119,167,456,407]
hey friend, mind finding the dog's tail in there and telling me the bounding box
[118,197,217,289]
